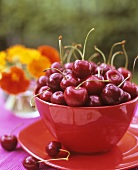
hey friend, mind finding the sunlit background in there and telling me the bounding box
[0,0,137,82]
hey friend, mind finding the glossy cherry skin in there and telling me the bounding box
[23,156,39,170]
[60,74,78,91]
[48,73,63,91]
[1,135,17,151]
[46,141,62,157]
[101,83,124,105]
[36,75,48,88]
[82,75,105,95]
[122,91,131,103]
[85,95,103,106]
[117,67,132,80]
[50,91,66,105]
[72,60,92,79]
[104,69,124,86]
[38,86,52,102]
[64,62,73,70]
[64,86,88,106]
[95,63,114,75]
[46,62,63,77]
[122,81,138,99]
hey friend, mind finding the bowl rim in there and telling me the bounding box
[35,95,138,109]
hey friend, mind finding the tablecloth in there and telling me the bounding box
[0,92,138,170]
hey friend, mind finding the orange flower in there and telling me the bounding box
[27,56,51,78]
[38,45,60,63]
[0,66,30,94]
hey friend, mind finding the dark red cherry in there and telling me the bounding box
[62,69,72,76]
[101,83,124,105]
[48,72,63,91]
[117,67,132,81]
[38,86,52,102]
[85,95,103,106]
[1,135,17,151]
[36,75,48,88]
[50,91,66,105]
[23,156,39,170]
[64,62,73,69]
[122,81,138,99]
[60,74,78,91]
[82,75,105,95]
[46,141,62,157]
[95,63,114,75]
[46,62,63,77]
[72,60,92,79]
[122,91,131,103]
[90,61,97,74]
[64,86,88,106]
[104,69,124,86]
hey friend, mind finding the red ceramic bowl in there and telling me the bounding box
[35,96,138,154]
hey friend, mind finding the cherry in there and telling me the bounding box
[82,75,105,95]
[122,91,131,103]
[95,63,114,75]
[48,72,63,91]
[85,95,103,107]
[36,75,48,88]
[38,86,52,102]
[122,81,138,99]
[0,123,23,151]
[46,141,62,157]
[64,86,88,106]
[60,74,78,90]
[117,67,132,81]
[51,91,66,105]
[23,156,39,170]
[72,60,92,79]
[101,83,124,105]
[64,62,73,70]
[62,68,72,76]
[1,135,17,151]
[104,69,124,86]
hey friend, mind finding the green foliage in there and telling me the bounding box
[0,0,137,74]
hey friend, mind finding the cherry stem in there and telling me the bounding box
[63,50,70,63]
[132,55,138,80]
[118,74,131,88]
[29,88,50,108]
[88,52,99,61]
[66,44,81,63]
[94,46,106,64]
[59,36,64,65]
[10,123,24,136]
[110,51,124,67]
[43,68,67,80]
[82,28,95,61]
[97,67,101,78]
[75,79,110,90]
[64,45,82,59]
[38,149,70,163]
[122,43,128,69]
[107,40,126,64]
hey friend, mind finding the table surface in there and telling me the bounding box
[0,91,138,170]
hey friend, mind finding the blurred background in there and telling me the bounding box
[0,0,137,82]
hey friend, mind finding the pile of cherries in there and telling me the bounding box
[35,59,138,107]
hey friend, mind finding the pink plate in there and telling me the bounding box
[18,119,138,170]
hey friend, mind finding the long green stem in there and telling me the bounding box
[94,46,106,64]
[110,51,124,67]
[132,55,138,80]
[82,28,95,60]
[122,43,128,69]
[58,36,64,65]
[64,45,83,59]
[108,40,126,64]
[88,52,99,61]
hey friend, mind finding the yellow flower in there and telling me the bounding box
[27,55,51,78]
[6,45,27,62]
[0,51,7,71]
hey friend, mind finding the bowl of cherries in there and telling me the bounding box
[33,28,138,154]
